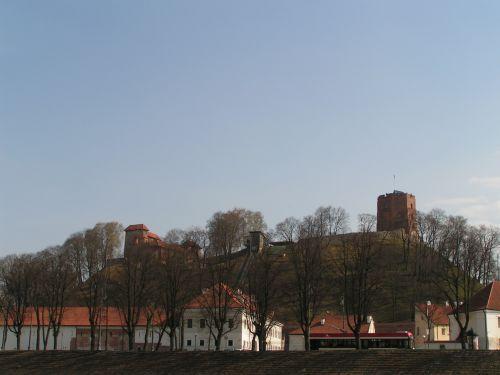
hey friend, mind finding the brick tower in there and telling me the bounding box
[376,191,417,234]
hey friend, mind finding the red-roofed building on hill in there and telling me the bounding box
[414,303,452,347]
[448,281,500,350]
[123,224,201,261]
[124,224,168,259]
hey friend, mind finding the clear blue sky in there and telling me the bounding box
[1,1,500,254]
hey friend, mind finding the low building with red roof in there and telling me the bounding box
[448,281,500,350]
[0,307,171,351]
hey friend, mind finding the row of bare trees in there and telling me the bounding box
[276,206,499,350]
[415,210,499,349]
[0,206,498,352]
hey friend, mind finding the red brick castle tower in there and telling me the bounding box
[377,191,417,234]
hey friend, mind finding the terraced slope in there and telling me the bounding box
[0,350,498,374]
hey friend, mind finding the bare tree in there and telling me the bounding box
[198,209,255,350]
[110,248,153,351]
[288,213,329,351]
[0,254,34,350]
[433,216,496,349]
[164,229,186,244]
[244,248,281,351]
[334,214,384,349]
[476,225,499,284]
[197,283,243,351]
[314,206,350,236]
[39,246,74,350]
[156,245,196,351]
[67,222,122,351]
[206,208,266,255]
[275,217,300,243]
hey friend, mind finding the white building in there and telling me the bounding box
[0,307,172,351]
[448,281,500,350]
[183,283,284,351]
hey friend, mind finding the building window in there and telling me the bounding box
[187,340,192,347]
[442,328,446,335]
[228,339,233,347]
[200,319,205,329]
[187,319,193,328]
[199,339,204,347]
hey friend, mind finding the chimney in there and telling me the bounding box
[249,231,265,253]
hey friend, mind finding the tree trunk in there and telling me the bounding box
[180,321,184,350]
[169,332,176,351]
[460,329,467,350]
[43,326,50,351]
[2,321,8,350]
[355,331,361,350]
[143,323,150,351]
[128,329,135,351]
[90,324,96,351]
[215,332,222,351]
[16,332,21,350]
[53,329,58,350]
[155,325,166,351]
[258,333,266,352]
[36,325,41,351]
[304,325,310,351]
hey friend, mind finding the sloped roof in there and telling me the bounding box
[415,303,452,325]
[288,313,370,335]
[146,232,161,240]
[125,224,149,232]
[0,307,160,327]
[186,283,250,310]
[469,281,500,312]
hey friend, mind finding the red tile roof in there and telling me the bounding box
[125,224,150,232]
[288,313,370,335]
[146,232,161,240]
[469,281,500,312]
[1,307,161,327]
[186,283,250,310]
[416,303,452,325]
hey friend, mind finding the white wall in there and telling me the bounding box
[449,310,500,350]
[0,326,75,350]
[288,335,305,351]
[183,308,283,351]
[485,310,500,350]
